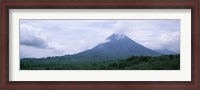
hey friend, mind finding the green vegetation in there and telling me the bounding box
[20,54,180,70]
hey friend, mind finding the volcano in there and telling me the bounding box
[64,33,161,60]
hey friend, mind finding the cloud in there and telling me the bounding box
[20,36,48,48]
[20,23,67,58]
[20,23,48,48]
[157,32,180,52]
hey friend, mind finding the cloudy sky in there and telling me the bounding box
[20,20,180,58]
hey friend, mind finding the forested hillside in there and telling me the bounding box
[20,54,180,70]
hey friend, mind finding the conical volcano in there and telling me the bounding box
[65,33,161,60]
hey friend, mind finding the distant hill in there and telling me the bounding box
[155,49,177,55]
[63,33,161,61]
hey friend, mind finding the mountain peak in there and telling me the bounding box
[66,32,161,60]
[107,33,127,40]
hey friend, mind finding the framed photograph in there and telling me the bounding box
[1,0,199,89]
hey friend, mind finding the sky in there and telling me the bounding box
[20,20,180,58]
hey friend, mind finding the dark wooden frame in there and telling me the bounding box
[0,0,199,90]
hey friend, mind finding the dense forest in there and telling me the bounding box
[20,54,180,70]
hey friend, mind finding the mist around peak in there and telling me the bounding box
[107,33,128,41]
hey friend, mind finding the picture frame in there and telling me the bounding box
[0,0,199,89]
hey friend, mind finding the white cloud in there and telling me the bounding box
[20,22,70,57]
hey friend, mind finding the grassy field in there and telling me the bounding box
[20,54,180,70]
